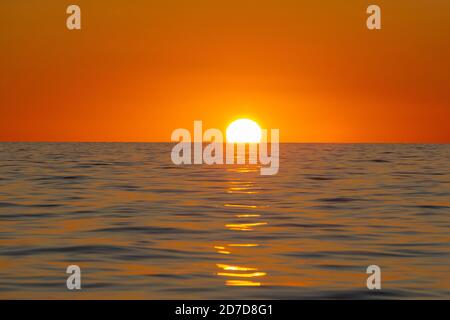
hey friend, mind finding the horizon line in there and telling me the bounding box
[0,141,449,144]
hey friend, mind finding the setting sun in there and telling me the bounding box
[226,119,262,143]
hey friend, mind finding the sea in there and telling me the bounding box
[0,143,448,299]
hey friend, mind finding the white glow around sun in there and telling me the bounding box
[226,119,262,143]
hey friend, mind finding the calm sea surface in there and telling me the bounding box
[0,143,449,299]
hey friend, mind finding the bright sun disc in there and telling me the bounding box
[226,119,262,143]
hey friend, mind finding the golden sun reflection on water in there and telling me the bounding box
[218,272,267,278]
[224,204,259,209]
[225,222,267,231]
[216,263,266,287]
[228,243,259,247]
[216,264,257,271]
[214,168,269,287]
[226,280,261,287]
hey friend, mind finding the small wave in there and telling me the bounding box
[318,197,361,203]
[90,226,204,234]
[370,159,390,163]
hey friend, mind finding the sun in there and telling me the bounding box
[226,119,262,143]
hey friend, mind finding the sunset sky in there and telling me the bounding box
[1,0,449,142]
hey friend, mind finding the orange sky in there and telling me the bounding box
[1,1,449,142]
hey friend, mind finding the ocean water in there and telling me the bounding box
[0,142,449,299]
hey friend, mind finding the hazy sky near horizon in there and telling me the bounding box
[1,0,449,142]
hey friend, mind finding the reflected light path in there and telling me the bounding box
[226,280,261,287]
[214,164,269,287]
